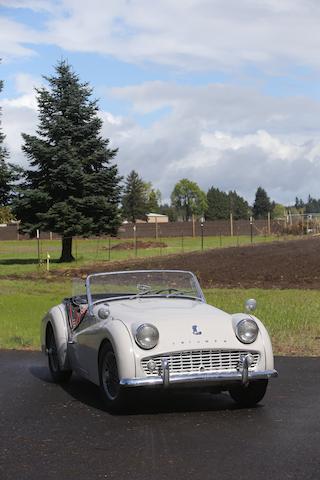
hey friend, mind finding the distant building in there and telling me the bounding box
[146,213,169,223]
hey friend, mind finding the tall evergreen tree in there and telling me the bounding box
[295,197,304,212]
[14,61,122,262]
[252,186,272,219]
[205,187,229,220]
[229,190,250,219]
[305,195,320,213]
[171,179,207,221]
[206,187,249,220]
[122,170,148,222]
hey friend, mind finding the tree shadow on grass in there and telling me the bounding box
[0,258,39,265]
[0,258,64,265]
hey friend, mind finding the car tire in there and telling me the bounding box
[47,326,72,383]
[229,379,268,407]
[99,342,129,412]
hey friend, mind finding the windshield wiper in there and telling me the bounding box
[129,288,202,301]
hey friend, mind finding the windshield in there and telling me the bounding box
[86,270,205,306]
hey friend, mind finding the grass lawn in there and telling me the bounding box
[0,234,288,276]
[0,279,318,356]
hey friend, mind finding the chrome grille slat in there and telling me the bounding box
[141,350,260,376]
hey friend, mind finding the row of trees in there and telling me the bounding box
[0,60,314,261]
[295,196,320,214]
[121,173,273,222]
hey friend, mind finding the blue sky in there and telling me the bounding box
[2,0,320,204]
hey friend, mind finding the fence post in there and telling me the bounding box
[192,214,195,237]
[200,218,204,251]
[230,213,233,237]
[155,217,158,240]
[267,212,271,235]
[133,225,137,256]
[36,229,40,267]
[250,217,253,243]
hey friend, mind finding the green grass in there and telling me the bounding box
[0,280,70,348]
[0,279,318,355]
[204,289,320,356]
[0,234,291,276]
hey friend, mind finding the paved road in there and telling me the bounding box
[0,351,320,480]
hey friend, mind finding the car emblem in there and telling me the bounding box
[192,325,202,335]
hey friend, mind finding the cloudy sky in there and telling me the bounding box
[1,0,320,204]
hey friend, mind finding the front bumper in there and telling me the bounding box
[121,351,278,389]
[120,369,278,388]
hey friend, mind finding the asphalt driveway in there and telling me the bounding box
[0,351,319,480]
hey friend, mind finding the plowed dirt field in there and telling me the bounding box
[59,236,320,289]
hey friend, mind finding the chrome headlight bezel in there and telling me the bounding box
[135,323,159,350]
[236,318,259,344]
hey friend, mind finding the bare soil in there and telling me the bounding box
[24,236,319,289]
[5,236,320,289]
[108,240,168,250]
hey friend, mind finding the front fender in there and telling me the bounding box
[41,304,70,370]
[250,315,274,370]
[94,318,136,385]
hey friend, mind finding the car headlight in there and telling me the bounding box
[135,324,159,350]
[236,318,259,344]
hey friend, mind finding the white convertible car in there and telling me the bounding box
[41,270,277,410]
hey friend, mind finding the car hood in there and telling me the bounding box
[108,298,245,353]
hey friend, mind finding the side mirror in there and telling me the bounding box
[244,298,257,313]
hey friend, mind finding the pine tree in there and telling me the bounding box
[206,187,229,220]
[229,190,250,219]
[122,170,148,222]
[252,187,272,219]
[14,61,122,262]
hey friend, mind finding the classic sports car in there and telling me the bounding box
[41,270,277,410]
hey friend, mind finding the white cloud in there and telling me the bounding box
[3,75,320,205]
[40,0,320,72]
[0,16,42,60]
[2,0,320,72]
[102,82,320,204]
[1,73,41,165]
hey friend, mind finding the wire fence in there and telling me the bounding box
[0,229,302,274]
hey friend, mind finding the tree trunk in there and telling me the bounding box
[59,236,75,262]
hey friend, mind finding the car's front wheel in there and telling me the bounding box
[99,342,130,412]
[46,325,72,383]
[229,379,268,407]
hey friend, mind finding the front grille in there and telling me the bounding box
[141,350,259,376]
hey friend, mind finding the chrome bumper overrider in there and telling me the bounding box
[120,354,278,388]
